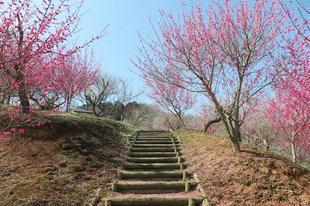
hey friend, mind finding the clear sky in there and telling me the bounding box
[77,0,202,104]
[76,0,308,110]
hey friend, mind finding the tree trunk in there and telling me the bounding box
[224,114,241,153]
[66,100,70,112]
[65,96,71,112]
[203,84,241,153]
[231,74,243,152]
[179,117,187,130]
[215,109,240,152]
[18,82,30,113]
[203,117,221,132]
[233,140,240,152]
[291,141,296,163]
[232,127,241,152]
[263,139,268,151]
[6,95,11,104]
[15,65,30,113]
[173,110,187,130]
[93,104,99,117]
[166,117,176,131]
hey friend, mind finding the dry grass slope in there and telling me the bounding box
[176,130,310,206]
[0,111,137,206]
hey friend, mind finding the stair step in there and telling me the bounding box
[127,157,184,163]
[129,152,181,157]
[104,131,203,206]
[138,134,171,137]
[105,197,203,206]
[113,181,197,194]
[134,140,176,144]
[131,144,179,148]
[123,162,186,170]
[131,147,178,152]
[132,137,177,142]
[119,170,186,180]
[138,131,169,136]
[135,136,173,139]
[138,134,170,136]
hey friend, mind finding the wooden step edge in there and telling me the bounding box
[131,143,181,146]
[128,152,182,157]
[126,157,185,163]
[127,157,185,160]
[130,139,177,142]
[133,140,177,144]
[119,170,185,176]
[133,136,176,139]
[104,197,204,206]
[118,170,188,180]
[130,148,180,152]
[112,181,198,192]
[122,162,187,166]
[122,162,187,170]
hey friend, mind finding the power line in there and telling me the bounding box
[104,0,147,49]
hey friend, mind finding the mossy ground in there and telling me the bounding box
[0,110,137,205]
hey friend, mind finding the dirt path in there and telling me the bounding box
[103,131,206,206]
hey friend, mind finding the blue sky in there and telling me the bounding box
[78,0,202,103]
[76,0,308,111]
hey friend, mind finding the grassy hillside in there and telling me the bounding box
[175,130,310,206]
[0,112,137,205]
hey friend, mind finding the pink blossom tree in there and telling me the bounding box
[0,72,14,104]
[26,49,99,111]
[198,106,221,133]
[51,51,99,112]
[0,106,48,141]
[0,0,103,113]
[267,0,309,162]
[147,79,195,130]
[0,0,103,140]
[268,94,309,162]
[134,0,286,152]
[242,103,278,151]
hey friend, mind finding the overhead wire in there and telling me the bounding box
[104,0,148,49]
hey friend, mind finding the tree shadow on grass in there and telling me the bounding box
[240,149,285,161]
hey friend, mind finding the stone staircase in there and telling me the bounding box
[104,131,206,206]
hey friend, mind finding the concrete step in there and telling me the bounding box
[112,180,197,194]
[118,170,186,180]
[105,197,203,206]
[123,162,186,170]
[129,152,181,157]
[127,157,184,163]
